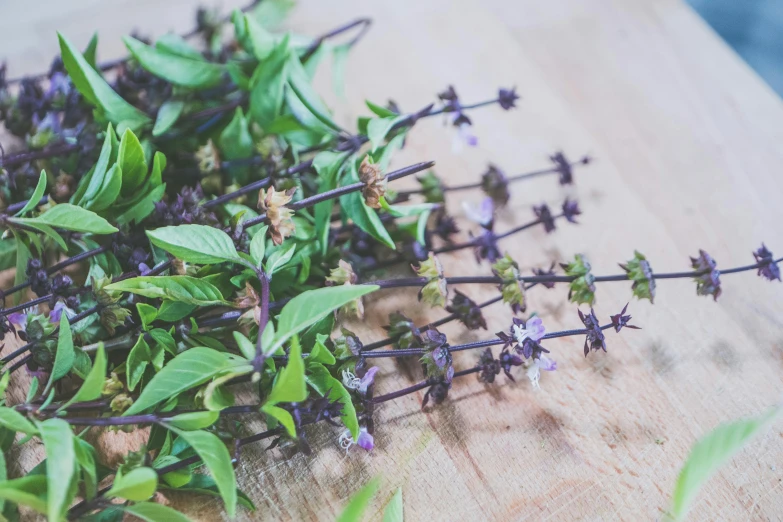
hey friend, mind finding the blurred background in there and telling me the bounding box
[689,0,783,95]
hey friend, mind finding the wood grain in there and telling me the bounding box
[2,0,783,520]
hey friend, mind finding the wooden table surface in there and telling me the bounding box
[3,0,783,520]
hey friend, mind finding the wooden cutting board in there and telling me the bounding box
[2,0,782,519]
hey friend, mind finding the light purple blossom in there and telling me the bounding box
[512,316,546,345]
[453,122,478,151]
[8,312,27,330]
[50,301,76,324]
[338,427,374,452]
[342,366,379,395]
[526,355,557,389]
[356,428,374,451]
[462,197,495,228]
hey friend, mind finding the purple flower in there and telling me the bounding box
[471,230,501,263]
[481,164,510,207]
[534,203,556,233]
[446,290,488,330]
[338,427,374,452]
[578,308,606,356]
[497,317,549,360]
[533,263,558,290]
[499,349,523,381]
[462,197,495,229]
[356,428,374,451]
[610,303,641,333]
[562,198,581,223]
[49,301,76,324]
[690,250,722,301]
[513,316,546,343]
[342,366,379,396]
[453,119,478,151]
[478,348,501,383]
[498,87,519,110]
[550,152,574,185]
[753,244,780,282]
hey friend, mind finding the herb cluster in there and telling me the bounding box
[0,1,779,520]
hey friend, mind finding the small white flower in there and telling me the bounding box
[526,355,557,390]
[342,367,379,395]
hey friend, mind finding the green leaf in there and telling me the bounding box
[308,334,336,365]
[123,502,194,522]
[137,303,158,331]
[262,404,296,437]
[264,240,296,274]
[85,163,122,212]
[74,437,98,500]
[340,163,395,249]
[147,225,239,265]
[0,446,6,512]
[126,334,151,392]
[124,348,235,415]
[306,363,359,440]
[0,407,38,435]
[167,428,237,517]
[244,15,276,60]
[154,456,192,488]
[0,476,48,516]
[73,123,116,206]
[106,275,228,306]
[123,36,224,89]
[39,418,76,522]
[332,43,350,97]
[365,100,398,118]
[59,344,107,411]
[367,116,405,152]
[14,170,47,216]
[670,406,780,520]
[159,474,255,511]
[0,237,17,272]
[155,34,203,60]
[166,411,220,431]
[152,100,185,136]
[383,488,404,522]
[287,55,341,133]
[107,466,158,501]
[249,226,268,266]
[115,183,167,226]
[233,331,256,360]
[266,335,306,404]
[270,285,379,354]
[251,0,295,29]
[58,33,150,130]
[312,151,348,256]
[118,128,148,195]
[19,204,118,234]
[336,478,380,522]
[83,33,99,69]
[218,107,254,176]
[45,315,74,394]
[249,36,290,128]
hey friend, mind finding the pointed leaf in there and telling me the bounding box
[123,36,224,89]
[14,170,47,216]
[123,348,235,415]
[167,428,237,517]
[107,467,158,501]
[39,418,76,522]
[146,225,239,265]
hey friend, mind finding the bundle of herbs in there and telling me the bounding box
[0,1,779,520]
